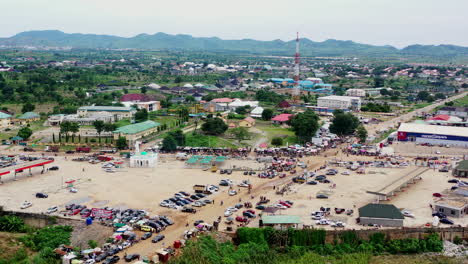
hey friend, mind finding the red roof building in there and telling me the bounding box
[271,114,293,124]
[120,93,156,102]
[278,100,291,108]
[212,98,233,103]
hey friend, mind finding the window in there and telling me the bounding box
[451,210,456,215]
[439,208,444,212]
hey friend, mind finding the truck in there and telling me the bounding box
[193,184,206,193]
[76,147,91,153]
[45,146,59,152]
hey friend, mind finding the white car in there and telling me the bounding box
[20,201,32,209]
[47,206,58,214]
[316,219,330,225]
[193,202,203,207]
[224,210,233,217]
[105,168,116,173]
[226,206,238,212]
[331,221,346,228]
[228,190,237,196]
[275,204,288,209]
[238,183,249,188]
[341,171,350,175]
[70,188,78,193]
[402,210,415,218]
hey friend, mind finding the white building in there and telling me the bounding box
[317,96,361,111]
[397,123,468,147]
[345,89,366,97]
[250,107,264,118]
[228,99,259,111]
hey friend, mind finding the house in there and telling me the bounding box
[212,98,233,104]
[239,117,255,128]
[192,93,203,102]
[15,112,40,125]
[113,120,161,146]
[228,99,259,111]
[0,112,12,129]
[345,89,366,97]
[434,194,468,218]
[120,94,161,112]
[47,112,115,126]
[250,107,264,118]
[78,106,136,120]
[453,160,468,177]
[260,215,301,230]
[271,114,293,125]
[278,100,291,108]
[358,203,404,227]
[437,107,468,119]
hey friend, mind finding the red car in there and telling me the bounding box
[433,193,443,197]
[236,216,248,222]
[244,209,255,215]
[279,201,291,208]
[68,208,81,216]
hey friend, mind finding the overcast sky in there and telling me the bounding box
[1,0,467,48]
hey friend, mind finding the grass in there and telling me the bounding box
[114,119,132,127]
[372,128,396,144]
[185,133,237,148]
[451,95,468,107]
[255,120,298,146]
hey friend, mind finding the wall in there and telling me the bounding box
[0,210,59,228]
[359,217,403,227]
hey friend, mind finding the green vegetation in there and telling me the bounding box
[17,127,33,140]
[116,136,128,149]
[360,103,391,113]
[357,125,368,143]
[289,110,320,143]
[162,135,178,151]
[372,129,397,144]
[169,228,444,264]
[256,121,297,146]
[256,90,286,104]
[201,118,228,136]
[186,133,237,148]
[229,127,251,143]
[330,111,360,136]
[261,109,274,121]
[271,137,283,146]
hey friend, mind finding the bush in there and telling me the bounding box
[271,137,283,146]
[88,240,98,248]
[453,236,463,245]
[20,225,73,251]
[0,215,27,232]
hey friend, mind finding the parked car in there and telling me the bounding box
[236,216,248,222]
[448,179,459,183]
[316,194,328,199]
[103,256,120,264]
[141,232,152,240]
[46,206,58,214]
[124,254,140,262]
[35,192,48,198]
[307,181,318,185]
[20,201,32,209]
[49,166,60,171]
[432,212,447,218]
[151,234,165,243]
[440,218,454,225]
[432,193,443,197]
[181,207,196,213]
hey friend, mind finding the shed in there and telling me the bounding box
[358,203,404,227]
[261,215,300,229]
[453,160,468,178]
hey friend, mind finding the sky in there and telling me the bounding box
[1,0,467,48]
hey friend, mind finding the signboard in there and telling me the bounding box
[91,208,113,219]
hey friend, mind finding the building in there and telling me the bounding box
[14,112,40,125]
[47,112,115,126]
[113,120,160,146]
[358,203,404,227]
[434,199,468,218]
[345,89,366,97]
[0,112,12,129]
[397,123,468,147]
[260,215,301,229]
[228,99,259,111]
[453,160,468,177]
[78,106,136,120]
[250,107,264,118]
[437,106,468,119]
[363,87,393,97]
[239,117,255,128]
[120,94,161,112]
[271,114,293,125]
[317,95,361,111]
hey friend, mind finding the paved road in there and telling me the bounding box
[366,91,467,135]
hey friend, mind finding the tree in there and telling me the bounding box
[60,121,72,142]
[17,127,33,140]
[135,108,148,122]
[235,106,247,115]
[356,125,368,143]
[93,120,105,142]
[290,110,319,142]
[261,109,274,121]
[140,86,148,94]
[69,122,80,143]
[116,137,128,150]
[373,77,385,88]
[330,112,360,136]
[201,118,228,135]
[103,123,117,133]
[416,91,430,101]
[21,102,35,113]
[174,76,182,83]
[168,129,185,146]
[230,127,250,143]
[271,137,283,146]
[88,240,98,248]
[162,135,177,151]
[435,93,446,100]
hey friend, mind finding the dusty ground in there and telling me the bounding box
[0,146,466,262]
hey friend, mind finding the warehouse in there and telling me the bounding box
[397,123,468,147]
[358,203,404,227]
[317,95,361,111]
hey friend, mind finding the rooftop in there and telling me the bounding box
[262,215,301,225]
[318,95,360,101]
[0,112,12,119]
[271,113,293,122]
[456,160,468,171]
[358,203,404,220]
[79,106,134,112]
[17,112,40,119]
[113,120,160,135]
[398,123,468,138]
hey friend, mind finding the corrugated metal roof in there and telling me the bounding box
[17,112,40,119]
[359,204,404,219]
[0,112,12,119]
[398,123,468,138]
[262,215,301,224]
[113,120,160,135]
[79,106,134,112]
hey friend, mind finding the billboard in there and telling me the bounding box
[91,208,113,219]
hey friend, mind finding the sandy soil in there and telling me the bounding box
[0,147,466,262]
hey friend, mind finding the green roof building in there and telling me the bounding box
[261,215,301,229]
[0,112,12,129]
[113,120,161,147]
[17,112,40,119]
[453,160,468,178]
[358,203,404,227]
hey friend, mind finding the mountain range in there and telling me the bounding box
[0,30,467,58]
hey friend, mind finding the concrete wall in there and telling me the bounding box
[359,217,403,227]
[0,210,59,228]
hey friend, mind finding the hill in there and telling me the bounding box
[0,30,467,58]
